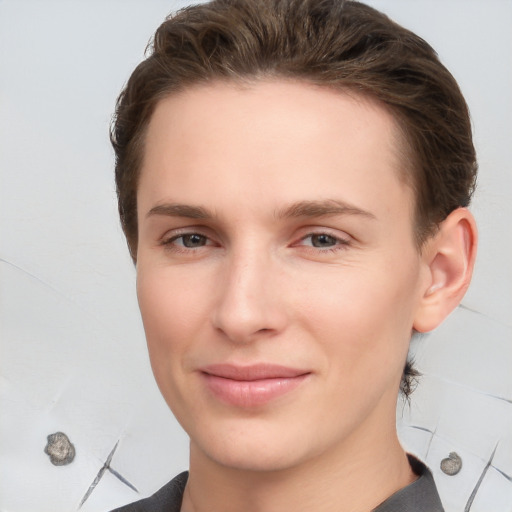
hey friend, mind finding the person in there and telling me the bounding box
[109,0,477,510]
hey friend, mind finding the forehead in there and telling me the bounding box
[139,80,413,224]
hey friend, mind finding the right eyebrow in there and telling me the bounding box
[146,203,213,220]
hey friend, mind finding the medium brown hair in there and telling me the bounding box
[111,0,477,394]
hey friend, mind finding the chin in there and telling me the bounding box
[188,414,328,474]
[199,438,305,473]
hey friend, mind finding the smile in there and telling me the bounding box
[200,364,311,408]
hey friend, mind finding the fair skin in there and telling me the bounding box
[135,80,476,512]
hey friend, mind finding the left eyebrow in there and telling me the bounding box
[274,199,376,220]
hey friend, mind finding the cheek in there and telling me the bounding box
[294,260,419,377]
[136,268,207,365]
[136,267,213,423]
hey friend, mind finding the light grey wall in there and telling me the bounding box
[1,1,510,511]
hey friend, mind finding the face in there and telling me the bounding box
[136,80,430,472]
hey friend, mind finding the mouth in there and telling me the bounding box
[199,363,311,408]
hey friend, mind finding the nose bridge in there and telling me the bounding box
[212,241,282,342]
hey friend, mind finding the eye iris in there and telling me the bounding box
[311,234,337,247]
[182,234,206,247]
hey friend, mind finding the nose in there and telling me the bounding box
[212,248,287,344]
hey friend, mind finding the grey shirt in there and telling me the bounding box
[111,456,444,512]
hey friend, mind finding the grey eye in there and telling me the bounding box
[181,234,207,247]
[310,234,338,247]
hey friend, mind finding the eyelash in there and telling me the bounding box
[160,231,213,253]
[296,233,350,253]
[159,230,351,255]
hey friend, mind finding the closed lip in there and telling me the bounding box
[199,363,311,380]
[198,363,311,407]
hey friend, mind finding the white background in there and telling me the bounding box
[1,1,511,511]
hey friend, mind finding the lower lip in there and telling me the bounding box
[201,373,309,408]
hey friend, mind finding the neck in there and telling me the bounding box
[181,413,416,512]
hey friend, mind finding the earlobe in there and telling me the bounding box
[413,208,478,333]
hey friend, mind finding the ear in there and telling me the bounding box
[413,208,478,333]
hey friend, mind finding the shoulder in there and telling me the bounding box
[110,471,189,512]
[373,456,444,512]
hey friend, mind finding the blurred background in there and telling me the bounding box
[1,1,511,510]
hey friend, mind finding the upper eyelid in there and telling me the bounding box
[295,226,351,240]
[301,233,348,241]
[160,226,214,241]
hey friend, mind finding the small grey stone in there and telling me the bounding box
[440,452,462,476]
[44,432,75,466]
